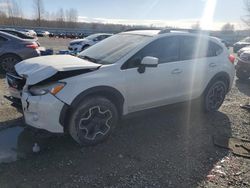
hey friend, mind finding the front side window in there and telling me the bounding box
[123,36,180,69]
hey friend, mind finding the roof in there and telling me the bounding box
[122,30,161,36]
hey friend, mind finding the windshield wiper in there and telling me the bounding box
[79,55,97,63]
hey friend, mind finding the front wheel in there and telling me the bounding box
[203,80,227,112]
[69,96,118,146]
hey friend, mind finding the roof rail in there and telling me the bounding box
[124,28,161,32]
[158,28,210,35]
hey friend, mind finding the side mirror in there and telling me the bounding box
[138,56,158,73]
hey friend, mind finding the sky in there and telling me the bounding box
[0,0,248,30]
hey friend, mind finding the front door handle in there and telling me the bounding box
[209,63,217,67]
[171,69,182,74]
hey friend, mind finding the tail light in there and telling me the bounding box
[228,54,235,64]
[26,42,38,49]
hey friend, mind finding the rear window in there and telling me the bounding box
[180,36,223,60]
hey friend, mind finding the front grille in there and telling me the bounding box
[6,73,26,90]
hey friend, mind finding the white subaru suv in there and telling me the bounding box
[6,29,235,146]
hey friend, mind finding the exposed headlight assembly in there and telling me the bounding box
[29,82,66,96]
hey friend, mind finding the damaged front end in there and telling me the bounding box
[5,55,101,133]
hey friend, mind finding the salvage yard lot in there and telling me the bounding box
[0,38,249,187]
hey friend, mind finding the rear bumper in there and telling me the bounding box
[19,49,40,60]
[21,92,64,133]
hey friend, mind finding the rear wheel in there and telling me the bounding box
[0,54,21,73]
[203,80,227,112]
[69,96,118,146]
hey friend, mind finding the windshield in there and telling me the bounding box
[78,34,151,65]
[85,34,102,40]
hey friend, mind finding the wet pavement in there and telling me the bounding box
[0,125,57,164]
[0,126,24,163]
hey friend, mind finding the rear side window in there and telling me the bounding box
[180,36,223,61]
[124,36,179,69]
[208,41,223,57]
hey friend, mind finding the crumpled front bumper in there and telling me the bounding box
[21,91,65,133]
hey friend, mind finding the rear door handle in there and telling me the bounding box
[171,69,182,74]
[209,63,217,67]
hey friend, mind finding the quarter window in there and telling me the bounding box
[180,36,223,60]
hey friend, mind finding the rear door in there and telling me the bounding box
[173,36,223,101]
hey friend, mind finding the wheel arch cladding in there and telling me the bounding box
[205,72,230,93]
[59,86,125,131]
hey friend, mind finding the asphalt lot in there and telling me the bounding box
[0,37,249,187]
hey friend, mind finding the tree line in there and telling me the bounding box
[0,0,249,32]
[0,0,138,31]
[0,0,82,28]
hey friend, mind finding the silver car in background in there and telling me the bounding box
[0,31,41,73]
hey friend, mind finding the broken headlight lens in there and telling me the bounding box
[29,82,66,96]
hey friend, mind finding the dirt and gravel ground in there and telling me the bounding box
[0,38,249,187]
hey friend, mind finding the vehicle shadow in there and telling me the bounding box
[0,103,231,188]
[235,79,250,97]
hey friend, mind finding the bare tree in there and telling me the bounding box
[65,8,78,27]
[33,0,44,26]
[242,0,250,27]
[191,22,201,30]
[56,8,65,27]
[221,23,234,33]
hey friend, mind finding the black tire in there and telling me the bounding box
[81,45,90,51]
[69,96,118,146]
[203,80,227,112]
[236,69,250,81]
[0,54,21,73]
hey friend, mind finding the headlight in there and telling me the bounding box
[29,82,66,96]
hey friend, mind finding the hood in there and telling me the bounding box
[15,55,101,85]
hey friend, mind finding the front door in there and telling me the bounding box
[122,36,181,112]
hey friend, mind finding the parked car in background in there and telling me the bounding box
[68,33,112,52]
[0,29,36,40]
[233,37,250,53]
[19,29,37,37]
[0,31,40,73]
[8,30,235,146]
[236,50,250,81]
[36,30,50,37]
[237,45,250,56]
